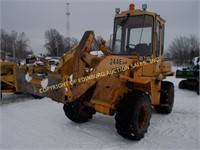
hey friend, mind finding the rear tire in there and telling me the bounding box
[63,100,96,123]
[196,83,199,95]
[178,80,186,89]
[155,81,174,114]
[115,91,152,141]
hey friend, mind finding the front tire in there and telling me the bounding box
[115,91,152,141]
[63,100,95,123]
[30,94,43,99]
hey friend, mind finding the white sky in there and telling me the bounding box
[1,0,200,55]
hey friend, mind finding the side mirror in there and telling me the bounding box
[110,34,113,50]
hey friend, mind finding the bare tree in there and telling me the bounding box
[15,32,31,58]
[70,37,79,45]
[63,37,79,51]
[1,29,31,59]
[44,29,65,56]
[90,35,106,51]
[167,35,199,65]
[1,29,13,56]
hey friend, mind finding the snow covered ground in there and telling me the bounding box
[0,75,200,150]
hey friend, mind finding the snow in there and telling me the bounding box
[1,74,200,149]
[35,61,44,66]
[41,78,48,88]
[25,73,32,82]
[50,66,56,72]
[90,51,104,57]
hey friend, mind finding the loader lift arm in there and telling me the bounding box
[58,31,112,103]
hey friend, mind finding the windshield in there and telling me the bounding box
[112,15,154,55]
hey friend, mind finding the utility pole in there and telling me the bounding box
[12,30,15,58]
[66,2,70,40]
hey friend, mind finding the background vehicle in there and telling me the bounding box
[25,55,47,66]
[48,59,60,66]
[90,50,104,57]
[48,56,61,66]
[48,56,61,72]
[176,56,199,95]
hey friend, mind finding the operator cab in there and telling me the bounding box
[112,4,165,57]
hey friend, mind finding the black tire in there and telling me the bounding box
[115,91,152,141]
[31,94,43,99]
[155,81,174,114]
[196,83,199,95]
[63,100,96,123]
[178,80,186,89]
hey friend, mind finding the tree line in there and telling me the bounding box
[166,35,199,66]
[0,28,80,59]
[44,28,79,56]
[45,30,199,66]
[1,28,199,66]
[43,29,110,56]
[1,29,33,59]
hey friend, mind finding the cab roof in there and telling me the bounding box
[115,8,165,23]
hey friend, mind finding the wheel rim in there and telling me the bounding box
[138,104,148,129]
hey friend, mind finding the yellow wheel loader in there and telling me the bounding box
[1,4,174,140]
